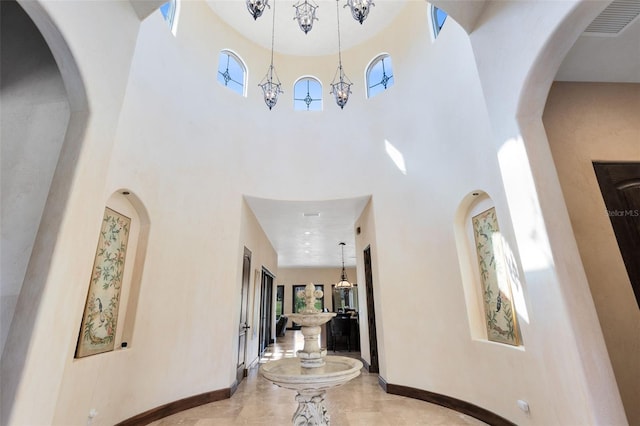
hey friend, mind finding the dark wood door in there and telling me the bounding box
[259,269,274,355]
[593,162,640,309]
[364,245,379,373]
[236,247,251,384]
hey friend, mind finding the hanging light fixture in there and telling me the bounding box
[259,0,283,110]
[293,0,319,34]
[335,242,353,289]
[330,0,352,109]
[345,0,375,24]
[246,0,270,20]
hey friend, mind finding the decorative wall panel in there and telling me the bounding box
[472,207,519,346]
[76,207,131,357]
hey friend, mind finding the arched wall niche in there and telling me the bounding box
[454,189,527,347]
[103,189,151,349]
[454,190,492,341]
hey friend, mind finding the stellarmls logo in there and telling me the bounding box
[607,210,640,217]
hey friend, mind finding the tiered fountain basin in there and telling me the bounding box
[261,353,363,392]
[259,284,363,425]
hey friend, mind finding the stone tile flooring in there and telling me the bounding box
[150,331,486,425]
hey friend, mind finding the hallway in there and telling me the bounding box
[150,330,486,425]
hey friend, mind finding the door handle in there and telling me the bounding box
[242,324,251,330]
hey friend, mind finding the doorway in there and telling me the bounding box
[363,245,379,373]
[258,268,275,355]
[236,247,251,384]
[593,162,640,308]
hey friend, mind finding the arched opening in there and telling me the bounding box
[0,1,88,423]
[513,1,638,422]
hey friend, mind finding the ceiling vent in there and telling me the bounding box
[584,0,640,35]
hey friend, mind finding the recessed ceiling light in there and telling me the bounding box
[304,231,312,235]
[304,242,311,246]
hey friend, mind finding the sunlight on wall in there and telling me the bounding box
[498,136,553,274]
[384,139,407,175]
[497,232,530,325]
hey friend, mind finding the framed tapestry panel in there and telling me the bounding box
[472,207,519,346]
[76,207,131,358]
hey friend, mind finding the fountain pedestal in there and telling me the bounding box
[259,283,363,425]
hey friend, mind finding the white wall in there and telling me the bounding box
[1,0,629,425]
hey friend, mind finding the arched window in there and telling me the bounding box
[293,77,322,111]
[160,0,180,35]
[366,54,394,99]
[430,4,447,38]
[217,50,247,96]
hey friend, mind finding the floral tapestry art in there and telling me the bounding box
[76,207,131,357]
[472,207,519,346]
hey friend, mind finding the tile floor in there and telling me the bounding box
[150,331,486,425]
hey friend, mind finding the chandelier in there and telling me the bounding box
[330,0,352,109]
[246,0,270,20]
[345,0,375,24]
[293,0,319,34]
[258,0,283,109]
[335,242,353,289]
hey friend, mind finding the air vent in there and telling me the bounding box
[303,212,320,217]
[584,0,640,35]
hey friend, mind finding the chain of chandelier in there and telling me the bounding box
[251,0,375,110]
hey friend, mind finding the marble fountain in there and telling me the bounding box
[260,283,363,425]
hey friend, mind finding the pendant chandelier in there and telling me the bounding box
[258,0,283,110]
[293,0,319,34]
[345,0,375,24]
[246,0,270,20]
[330,0,352,109]
[335,242,353,289]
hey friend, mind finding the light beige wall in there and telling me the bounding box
[354,199,380,371]
[543,82,640,425]
[239,200,278,368]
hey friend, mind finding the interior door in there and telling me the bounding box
[236,247,251,384]
[593,162,640,308]
[258,269,274,355]
[364,245,379,373]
